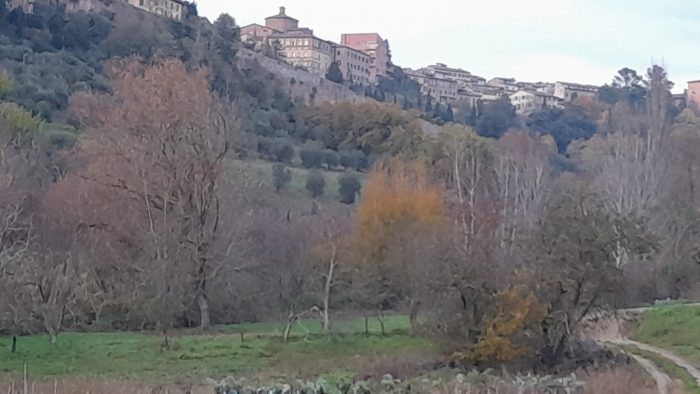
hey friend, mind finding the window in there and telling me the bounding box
[139,0,144,5]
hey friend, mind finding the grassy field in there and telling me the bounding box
[634,304,700,365]
[0,316,435,384]
[229,158,364,203]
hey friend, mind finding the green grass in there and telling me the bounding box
[623,345,700,394]
[634,305,700,365]
[229,158,364,203]
[0,316,432,383]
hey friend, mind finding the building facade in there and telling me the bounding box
[405,70,458,103]
[554,81,599,101]
[488,77,519,93]
[333,45,371,85]
[688,80,700,114]
[510,90,561,114]
[7,0,35,13]
[271,29,334,75]
[240,23,279,45]
[125,0,186,20]
[340,33,391,83]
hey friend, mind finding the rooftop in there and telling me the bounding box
[557,81,599,90]
[266,6,298,22]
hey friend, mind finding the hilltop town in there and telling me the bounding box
[238,6,699,116]
[5,1,699,116]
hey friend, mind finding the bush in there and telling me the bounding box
[339,149,369,171]
[338,172,361,204]
[305,171,326,198]
[271,140,294,163]
[300,144,324,169]
[272,164,292,192]
[322,149,339,169]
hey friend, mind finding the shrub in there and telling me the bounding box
[271,140,294,163]
[300,146,323,169]
[338,172,361,204]
[272,164,292,192]
[322,149,339,169]
[305,171,325,198]
[339,149,369,171]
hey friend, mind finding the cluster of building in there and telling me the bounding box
[240,7,392,85]
[8,0,189,20]
[8,1,700,117]
[404,63,600,114]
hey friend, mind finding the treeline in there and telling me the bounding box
[1,3,699,373]
[1,53,697,373]
[0,0,293,126]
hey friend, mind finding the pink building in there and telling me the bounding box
[340,33,391,83]
[688,80,700,114]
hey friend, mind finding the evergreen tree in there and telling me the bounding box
[375,88,386,102]
[305,171,326,198]
[443,103,454,123]
[466,104,478,126]
[433,102,442,119]
[326,61,343,84]
[402,96,411,110]
[338,173,362,204]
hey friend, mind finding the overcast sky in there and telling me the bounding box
[197,0,699,92]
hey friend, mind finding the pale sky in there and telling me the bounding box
[198,0,700,92]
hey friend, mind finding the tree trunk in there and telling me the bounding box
[160,330,170,352]
[283,308,297,342]
[409,298,420,334]
[322,250,336,332]
[197,293,211,330]
[364,316,369,336]
[377,308,386,336]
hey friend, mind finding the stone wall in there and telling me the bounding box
[236,49,368,105]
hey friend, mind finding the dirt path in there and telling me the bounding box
[625,352,672,394]
[610,339,700,386]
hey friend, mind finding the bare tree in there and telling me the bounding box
[68,58,237,330]
[493,131,554,255]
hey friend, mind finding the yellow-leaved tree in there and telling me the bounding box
[351,159,446,332]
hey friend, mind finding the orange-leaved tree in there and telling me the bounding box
[352,159,446,331]
[453,284,545,366]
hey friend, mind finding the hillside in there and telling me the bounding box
[1,1,700,393]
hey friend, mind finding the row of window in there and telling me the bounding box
[336,50,369,63]
[138,0,181,11]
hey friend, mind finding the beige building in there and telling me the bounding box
[240,24,279,45]
[488,77,519,93]
[241,7,375,84]
[126,0,186,20]
[271,29,334,75]
[510,90,562,114]
[340,33,391,83]
[426,63,471,83]
[405,70,458,103]
[554,81,599,101]
[333,45,371,85]
[7,0,34,12]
